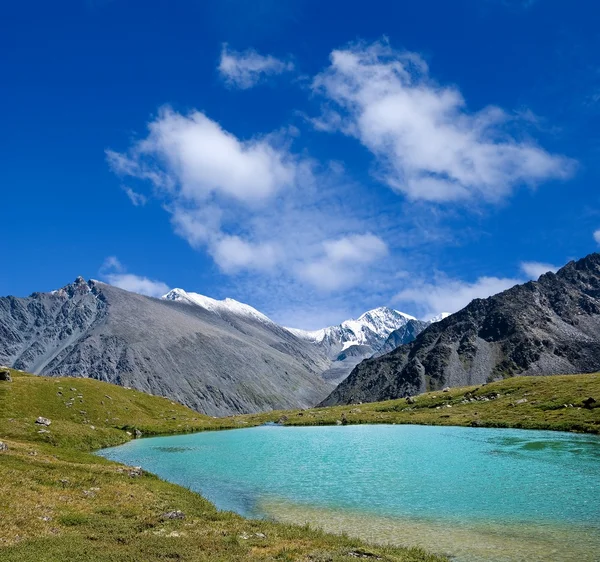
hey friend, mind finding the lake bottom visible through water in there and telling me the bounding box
[98,424,600,562]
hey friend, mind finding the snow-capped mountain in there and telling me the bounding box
[287,307,416,355]
[163,288,274,325]
[286,307,418,385]
[429,312,452,323]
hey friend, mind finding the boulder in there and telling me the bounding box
[134,429,143,438]
[161,510,185,520]
[128,466,143,478]
[0,441,8,452]
[35,417,51,426]
[442,387,451,393]
[406,396,416,404]
[0,368,12,382]
[582,397,596,409]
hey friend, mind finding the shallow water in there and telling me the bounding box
[98,425,600,561]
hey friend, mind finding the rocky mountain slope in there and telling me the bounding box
[321,253,600,406]
[0,278,332,416]
[373,319,430,357]
[286,307,419,384]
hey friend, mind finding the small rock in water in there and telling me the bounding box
[36,417,51,426]
[134,429,143,438]
[0,441,8,452]
[161,510,185,520]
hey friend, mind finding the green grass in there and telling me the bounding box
[1,368,599,561]
[0,370,446,562]
[239,373,600,434]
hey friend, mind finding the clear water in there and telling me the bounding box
[98,425,600,561]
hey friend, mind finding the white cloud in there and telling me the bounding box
[299,233,388,290]
[210,235,279,273]
[101,256,124,272]
[108,107,295,205]
[123,186,147,206]
[106,108,392,295]
[312,40,576,203]
[394,275,521,319]
[520,261,559,279]
[218,44,294,89]
[100,257,169,298]
[594,230,600,245]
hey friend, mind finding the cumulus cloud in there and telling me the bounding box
[312,40,575,203]
[520,261,559,279]
[394,275,521,319]
[594,230,600,245]
[218,44,294,89]
[108,107,295,204]
[105,41,576,327]
[100,256,169,298]
[210,235,279,273]
[106,108,391,295]
[299,233,388,290]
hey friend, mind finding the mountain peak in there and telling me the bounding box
[428,312,451,323]
[357,306,417,322]
[162,289,273,324]
[321,251,600,408]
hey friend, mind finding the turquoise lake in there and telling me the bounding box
[98,425,600,561]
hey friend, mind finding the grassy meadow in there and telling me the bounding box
[1,368,599,561]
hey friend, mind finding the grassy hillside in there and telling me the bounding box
[240,372,600,434]
[1,369,599,561]
[0,370,445,562]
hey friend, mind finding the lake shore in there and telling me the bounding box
[1,369,599,561]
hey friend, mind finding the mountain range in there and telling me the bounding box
[0,281,419,415]
[321,253,600,406]
[287,308,429,385]
[4,253,600,415]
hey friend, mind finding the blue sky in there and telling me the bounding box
[2,0,600,329]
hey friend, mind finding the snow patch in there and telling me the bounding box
[162,289,274,324]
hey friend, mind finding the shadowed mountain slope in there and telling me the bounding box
[321,253,600,406]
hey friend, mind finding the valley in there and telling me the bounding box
[0,369,598,561]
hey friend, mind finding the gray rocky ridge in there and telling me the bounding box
[320,253,600,407]
[0,278,332,415]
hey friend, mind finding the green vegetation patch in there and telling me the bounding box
[0,370,447,562]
